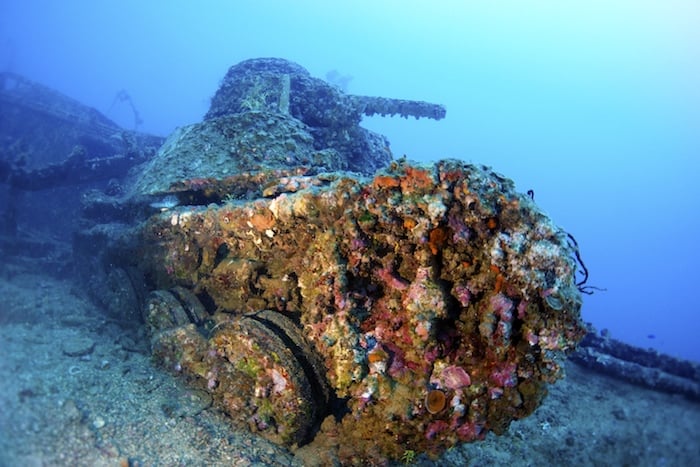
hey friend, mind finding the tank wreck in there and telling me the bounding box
[8,58,590,464]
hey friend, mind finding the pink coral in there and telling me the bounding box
[425,420,449,440]
[456,421,484,441]
[517,300,527,319]
[375,264,409,291]
[441,365,472,390]
[490,362,518,387]
[490,293,513,322]
[453,284,471,306]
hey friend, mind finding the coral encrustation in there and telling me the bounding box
[141,159,585,462]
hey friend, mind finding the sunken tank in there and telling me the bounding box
[132,57,444,198]
[124,58,584,464]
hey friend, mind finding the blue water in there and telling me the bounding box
[2,1,698,362]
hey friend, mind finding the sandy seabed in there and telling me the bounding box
[1,260,699,466]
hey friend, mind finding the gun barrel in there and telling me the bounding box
[350,95,446,120]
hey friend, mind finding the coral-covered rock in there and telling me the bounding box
[138,158,585,463]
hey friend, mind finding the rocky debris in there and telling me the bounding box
[61,336,96,357]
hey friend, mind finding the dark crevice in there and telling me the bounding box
[213,243,229,268]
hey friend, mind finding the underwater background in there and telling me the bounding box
[1,2,700,465]
[1,1,698,362]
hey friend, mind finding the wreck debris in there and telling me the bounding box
[571,328,700,401]
[5,149,145,191]
[0,72,163,190]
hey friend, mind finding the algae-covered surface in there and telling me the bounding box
[134,160,588,464]
[1,258,698,466]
